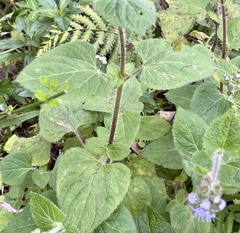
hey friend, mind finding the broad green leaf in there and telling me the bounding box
[136,116,171,140]
[107,141,131,161]
[165,85,198,110]
[39,100,97,142]
[16,41,109,101]
[190,82,231,124]
[170,204,211,233]
[143,177,168,214]
[4,205,37,233]
[0,152,32,185]
[83,77,143,113]
[0,210,13,232]
[105,112,141,146]
[173,108,208,156]
[94,205,137,233]
[137,39,215,90]
[218,17,240,50]
[0,110,39,129]
[4,134,50,166]
[32,170,51,189]
[57,147,131,232]
[95,0,156,35]
[30,192,65,231]
[219,163,240,194]
[141,134,183,169]
[126,157,156,178]
[122,176,151,217]
[135,206,175,233]
[203,108,240,153]
[158,0,207,41]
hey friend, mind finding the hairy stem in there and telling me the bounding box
[159,0,168,10]
[210,150,223,189]
[220,0,227,93]
[108,28,126,145]
[211,2,220,52]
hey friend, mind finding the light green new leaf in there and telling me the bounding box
[135,206,175,233]
[122,176,151,217]
[203,108,240,154]
[137,116,171,140]
[218,17,240,50]
[39,100,97,142]
[0,210,13,232]
[137,39,215,90]
[165,85,198,110]
[30,192,65,231]
[95,0,156,35]
[3,205,37,233]
[94,205,137,233]
[190,82,232,124]
[16,41,109,101]
[32,170,51,189]
[4,134,50,166]
[57,147,131,232]
[173,108,208,156]
[141,134,183,169]
[0,152,32,185]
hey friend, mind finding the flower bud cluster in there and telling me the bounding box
[96,55,107,65]
[187,192,226,222]
[224,69,240,94]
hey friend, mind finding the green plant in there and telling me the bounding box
[1,0,240,232]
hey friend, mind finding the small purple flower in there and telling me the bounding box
[218,199,226,211]
[187,193,198,205]
[200,199,211,211]
[192,207,216,222]
[213,196,221,204]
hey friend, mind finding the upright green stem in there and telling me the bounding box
[220,0,227,93]
[108,27,126,145]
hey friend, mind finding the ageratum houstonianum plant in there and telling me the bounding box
[187,150,226,222]
[1,0,240,232]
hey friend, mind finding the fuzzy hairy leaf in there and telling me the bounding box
[30,192,65,231]
[0,152,32,185]
[3,205,37,233]
[16,41,109,101]
[190,82,231,124]
[57,148,131,232]
[141,134,183,169]
[173,108,208,156]
[203,107,240,154]
[170,204,211,233]
[94,205,137,233]
[137,116,171,140]
[95,0,156,35]
[4,134,50,166]
[135,206,175,233]
[137,39,215,90]
[122,176,152,217]
[39,100,97,142]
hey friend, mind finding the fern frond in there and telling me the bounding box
[37,5,118,58]
[76,5,108,30]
